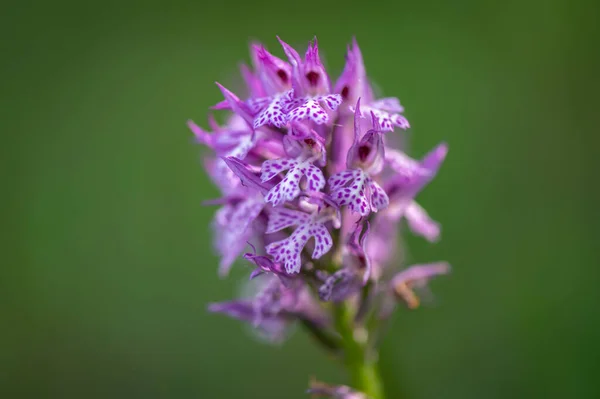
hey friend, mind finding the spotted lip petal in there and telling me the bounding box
[253,90,295,129]
[287,94,342,125]
[266,220,333,274]
[264,207,335,274]
[261,156,326,206]
[353,103,410,132]
[328,169,389,216]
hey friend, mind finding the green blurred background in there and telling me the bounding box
[3,0,599,397]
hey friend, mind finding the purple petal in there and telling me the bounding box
[253,90,295,129]
[277,36,303,94]
[384,142,448,219]
[222,156,270,196]
[208,299,289,342]
[353,103,410,132]
[385,148,431,181]
[244,251,293,287]
[214,197,264,276]
[353,123,385,175]
[307,380,367,399]
[251,44,291,95]
[208,300,255,321]
[301,37,331,93]
[211,99,230,110]
[371,97,405,113]
[389,262,450,310]
[318,268,360,302]
[368,180,389,212]
[391,262,450,289]
[347,221,372,284]
[215,83,254,126]
[240,63,265,98]
[346,98,362,169]
[405,201,441,242]
[333,38,368,105]
[187,120,213,147]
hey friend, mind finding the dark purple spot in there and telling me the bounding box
[341,86,349,99]
[277,69,289,83]
[358,145,370,161]
[306,71,320,86]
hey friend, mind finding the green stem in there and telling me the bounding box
[334,302,385,399]
[299,317,342,354]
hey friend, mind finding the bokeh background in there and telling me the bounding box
[3,0,599,398]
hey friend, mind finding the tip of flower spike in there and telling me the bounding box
[305,37,320,63]
[350,38,364,64]
[254,44,273,62]
[248,41,263,66]
[276,36,301,66]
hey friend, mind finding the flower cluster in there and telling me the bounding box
[189,37,450,398]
